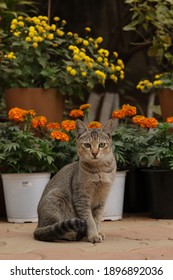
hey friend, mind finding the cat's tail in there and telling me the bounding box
[34,218,87,242]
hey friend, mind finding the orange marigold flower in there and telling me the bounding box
[140,117,158,128]
[122,104,137,116]
[132,115,146,125]
[46,122,60,130]
[26,110,36,117]
[61,120,76,131]
[88,121,102,128]
[112,109,126,119]
[69,109,84,118]
[50,130,69,142]
[8,107,27,122]
[80,104,91,110]
[166,117,173,123]
[32,116,47,128]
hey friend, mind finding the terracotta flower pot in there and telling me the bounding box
[5,88,65,122]
[159,88,173,121]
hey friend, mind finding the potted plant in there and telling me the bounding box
[0,15,125,121]
[124,0,173,120]
[0,103,94,222]
[0,107,57,222]
[111,104,159,214]
[138,120,173,218]
[137,73,173,120]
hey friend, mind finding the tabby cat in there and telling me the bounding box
[34,119,116,243]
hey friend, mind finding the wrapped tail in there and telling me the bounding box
[34,218,87,241]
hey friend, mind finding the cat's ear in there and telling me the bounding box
[76,119,88,138]
[102,119,114,138]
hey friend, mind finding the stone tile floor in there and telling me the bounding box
[0,214,173,260]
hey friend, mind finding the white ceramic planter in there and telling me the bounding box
[1,173,50,223]
[103,171,126,221]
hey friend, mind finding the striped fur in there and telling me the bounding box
[34,119,116,243]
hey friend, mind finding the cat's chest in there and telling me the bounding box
[87,171,115,184]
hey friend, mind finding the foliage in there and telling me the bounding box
[0,0,37,31]
[124,0,173,71]
[139,122,173,169]
[0,104,90,173]
[0,15,124,99]
[136,72,173,92]
[111,104,158,169]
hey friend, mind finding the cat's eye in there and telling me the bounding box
[84,143,91,148]
[99,143,105,148]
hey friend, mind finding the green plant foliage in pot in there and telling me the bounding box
[0,15,125,99]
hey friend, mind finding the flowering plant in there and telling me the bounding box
[0,15,124,98]
[111,104,158,168]
[111,104,173,170]
[136,72,173,93]
[0,103,93,173]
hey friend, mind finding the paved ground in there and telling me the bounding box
[0,214,173,260]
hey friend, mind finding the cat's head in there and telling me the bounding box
[76,119,114,162]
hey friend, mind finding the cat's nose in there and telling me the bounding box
[92,152,98,158]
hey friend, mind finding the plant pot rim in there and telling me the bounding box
[141,169,173,172]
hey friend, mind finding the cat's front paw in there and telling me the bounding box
[88,234,103,243]
[99,232,105,240]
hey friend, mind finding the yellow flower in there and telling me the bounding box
[54,16,60,21]
[95,70,106,80]
[17,16,23,20]
[18,21,24,27]
[62,20,67,25]
[32,42,38,48]
[96,37,103,44]
[37,26,44,33]
[51,24,56,31]
[29,31,35,38]
[81,71,87,77]
[110,74,118,82]
[103,61,109,67]
[113,51,118,58]
[13,32,20,37]
[33,36,39,42]
[73,54,81,61]
[97,56,103,62]
[67,32,73,37]
[10,24,16,30]
[66,66,72,72]
[115,66,121,71]
[83,40,89,46]
[25,37,32,42]
[11,19,18,25]
[47,33,54,40]
[85,27,91,32]
[45,24,51,31]
[56,29,64,36]
[70,69,77,76]
[153,80,163,86]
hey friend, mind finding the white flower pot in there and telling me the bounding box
[103,171,127,221]
[1,173,50,223]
